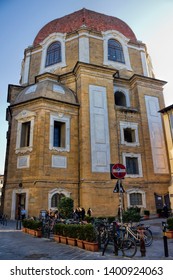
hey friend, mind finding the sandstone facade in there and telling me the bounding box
[3,9,171,219]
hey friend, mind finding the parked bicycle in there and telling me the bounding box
[102,223,137,258]
[122,223,153,247]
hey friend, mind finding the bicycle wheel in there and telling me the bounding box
[121,238,137,258]
[102,238,109,256]
[143,229,153,247]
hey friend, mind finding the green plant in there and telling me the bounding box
[77,225,86,240]
[122,207,141,223]
[66,224,79,238]
[83,224,97,243]
[54,223,65,235]
[58,197,74,219]
[22,219,28,228]
[33,220,42,230]
[144,210,150,216]
[167,217,173,231]
[22,219,42,230]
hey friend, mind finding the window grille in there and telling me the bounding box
[108,39,125,63]
[45,41,61,66]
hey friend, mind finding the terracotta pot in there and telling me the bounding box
[35,230,42,238]
[28,229,35,236]
[77,239,85,249]
[83,241,99,252]
[22,227,27,233]
[165,231,173,239]
[60,236,67,244]
[67,237,77,246]
[53,234,61,243]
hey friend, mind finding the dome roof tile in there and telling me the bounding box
[33,8,137,46]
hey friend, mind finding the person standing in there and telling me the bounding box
[87,207,92,217]
[21,208,26,220]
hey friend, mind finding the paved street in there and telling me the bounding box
[0,218,173,260]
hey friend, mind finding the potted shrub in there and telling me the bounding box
[144,210,150,219]
[27,219,36,235]
[22,219,28,233]
[58,197,74,219]
[165,217,173,238]
[53,223,65,243]
[122,207,141,223]
[83,224,99,252]
[76,225,85,249]
[66,224,78,246]
[33,220,42,237]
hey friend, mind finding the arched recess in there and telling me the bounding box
[114,91,126,106]
[48,188,71,210]
[126,188,146,209]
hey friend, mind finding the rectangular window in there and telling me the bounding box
[20,121,31,147]
[120,122,139,146]
[124,128,136,143]
[126,157,139,175]
[50,114,70,152]
[53,121,65,148]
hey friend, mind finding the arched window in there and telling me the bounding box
[108,39,125,63]
[126,189,146,208]
[45,41,61,67]
[130,193,142,206]
[51,193,65,208]
[114,91,126,106]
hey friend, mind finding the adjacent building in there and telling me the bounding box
[160,105,173,211]
[3,9,171,219]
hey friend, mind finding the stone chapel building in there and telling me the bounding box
[3,8,171,219]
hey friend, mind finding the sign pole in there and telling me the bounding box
[111,163,126,225]
[118,179,123,224]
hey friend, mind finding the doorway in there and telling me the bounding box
[154,192,170,210]
[15,193,26,219]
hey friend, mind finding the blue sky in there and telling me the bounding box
[0,0,173,174]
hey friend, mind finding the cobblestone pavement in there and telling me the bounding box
[0,218,173,260]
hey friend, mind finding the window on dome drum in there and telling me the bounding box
[130,193,142,206]
[126,157,139,175]
[51,193,65,208]
[53,121,65,148]
[45,41,61,67]
[20,121,31,147]
[114,91,126,106]
[108,39,125,63]
[124,128,136,143]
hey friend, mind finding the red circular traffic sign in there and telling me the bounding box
[112,163,126,179]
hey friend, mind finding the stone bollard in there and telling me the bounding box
[138,226,146,257]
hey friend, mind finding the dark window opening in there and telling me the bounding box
[108,39,125,63]
[130,193,142,206]
[45,41,61,67]
[20,121,30,147]
[126,157,139,174]
[124,128,136,143]
[51,193,65,208]
[53,121,65,148]
[114,91,126,106]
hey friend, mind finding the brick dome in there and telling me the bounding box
[33,8,137,46]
